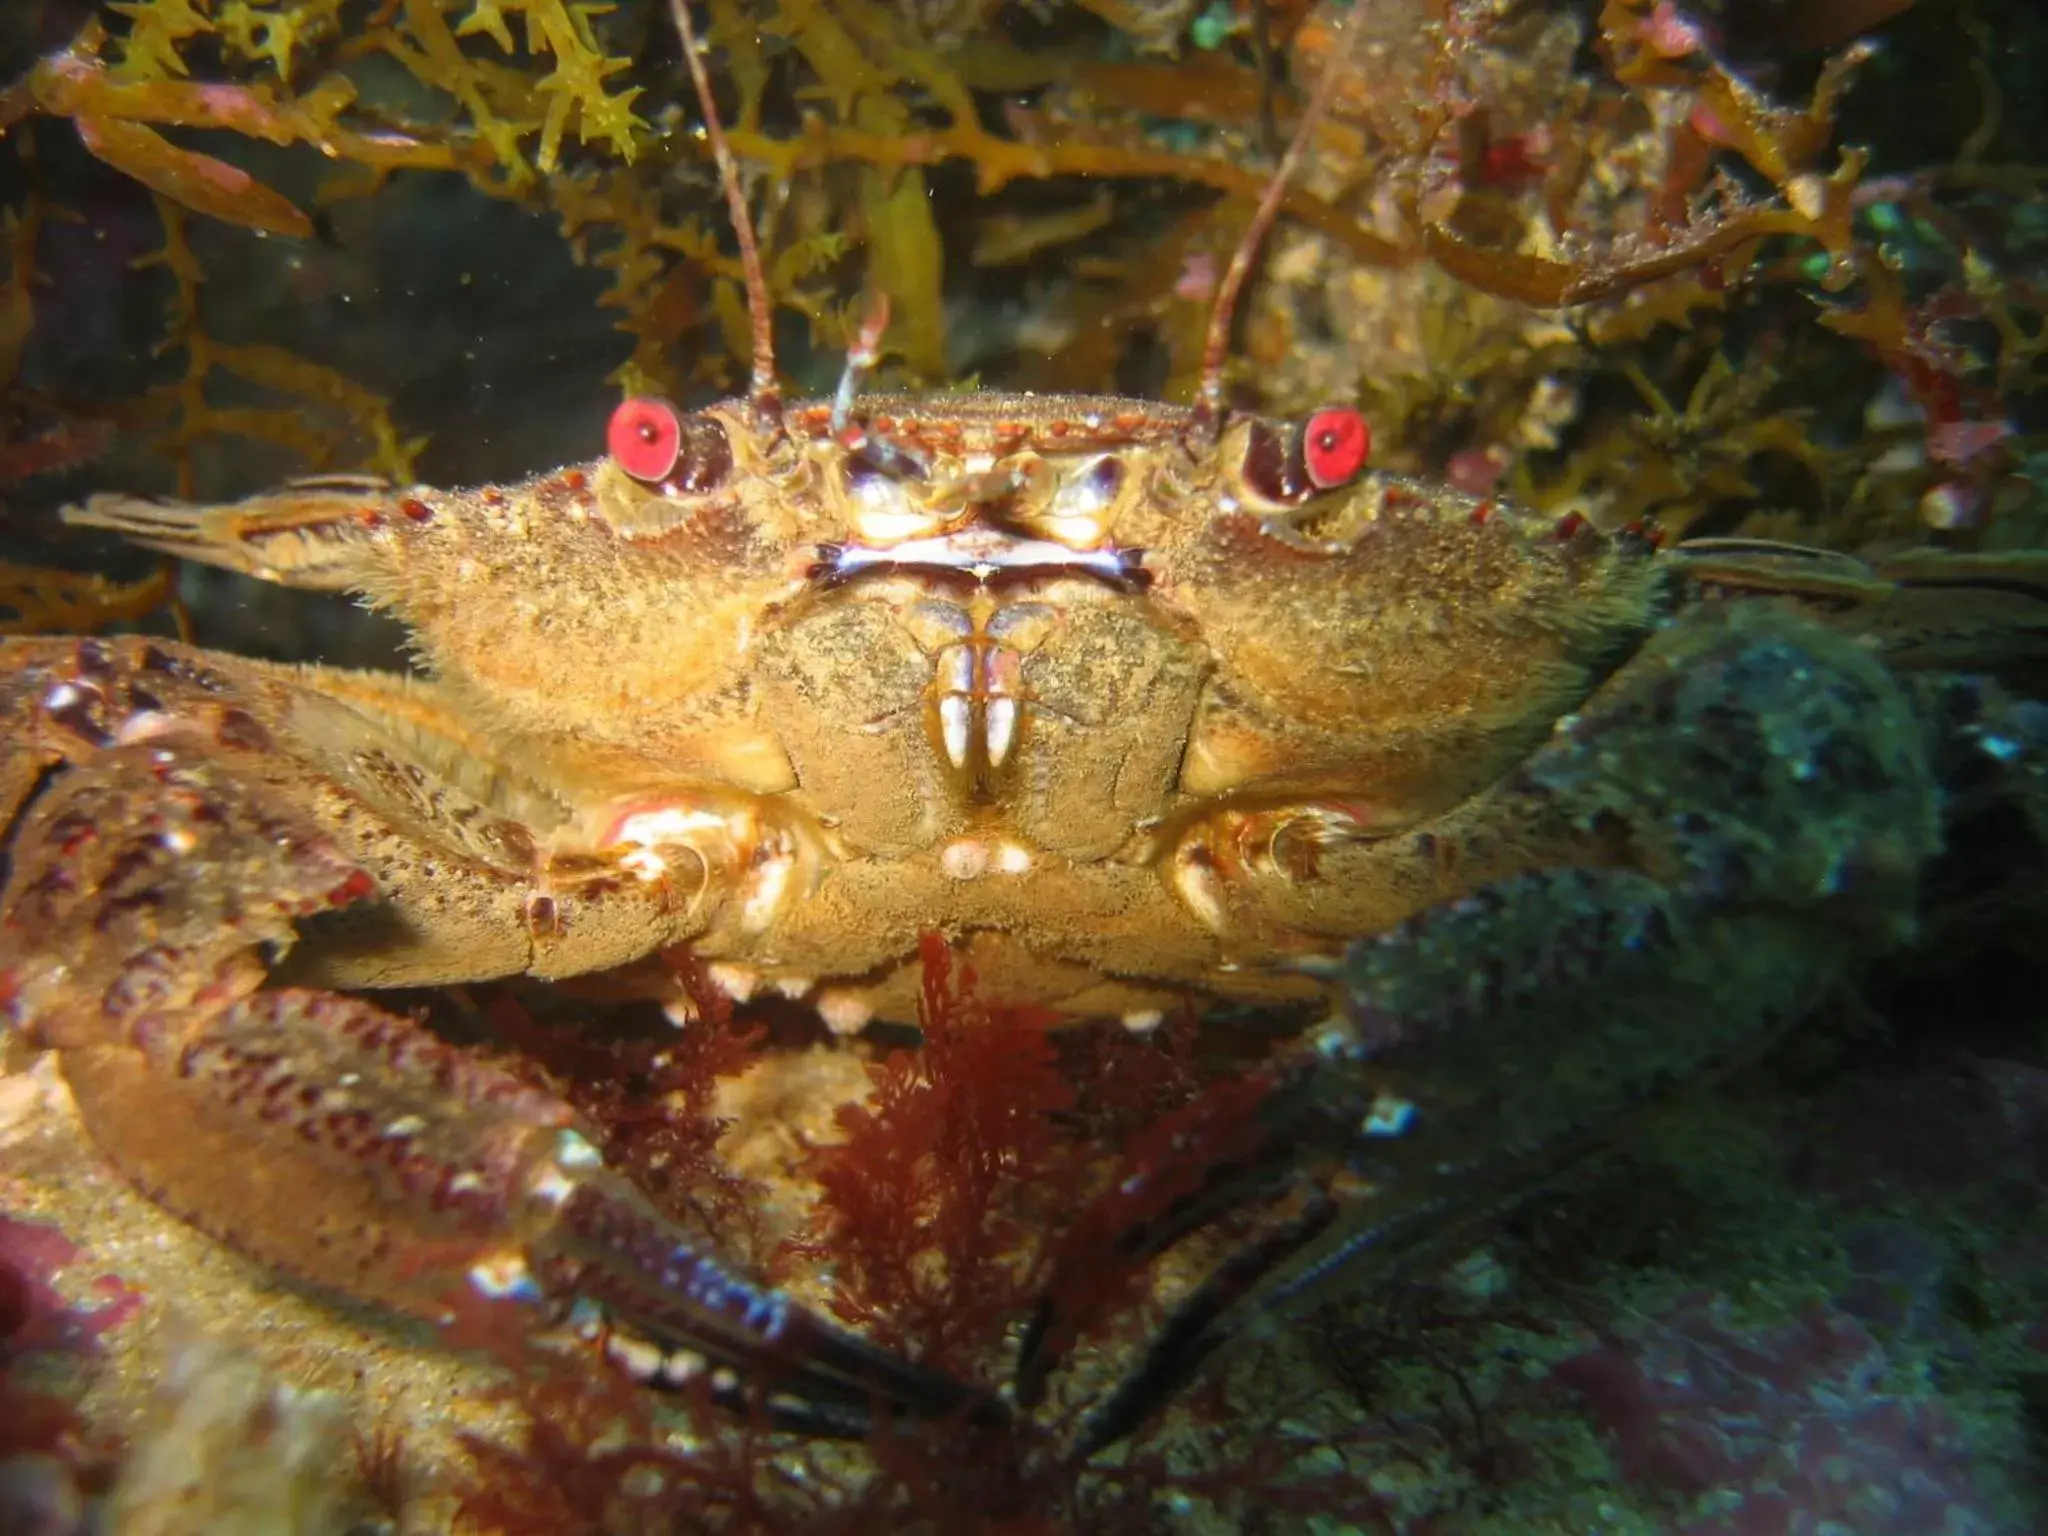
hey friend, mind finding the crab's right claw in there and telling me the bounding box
[1,648,1004,1443]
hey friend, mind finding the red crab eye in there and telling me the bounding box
[607,397,683,482]
[1301,406,1371,490]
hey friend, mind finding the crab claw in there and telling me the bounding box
[1023,1017,1605,1458]
[1018,862,1749,1458]
[56,981,1010,1441]
[491,1143,1011,1436]
[0,700,1003,1442]
[1030,875,1775,1458]
[1014,1039,1380,1445]
[63,984,1008,1442]
[1018,908,1657,1458]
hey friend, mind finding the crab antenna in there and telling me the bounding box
[666,0,779,415]
[1194,2,1371,429]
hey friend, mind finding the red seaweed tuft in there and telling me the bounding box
[792,932,1076,1377]
[0,1213,142,1357]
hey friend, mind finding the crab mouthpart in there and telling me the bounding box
[814,526,1147,590]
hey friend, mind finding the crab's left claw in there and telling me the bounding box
[1018,873,1677,1458]
[1029,603,1971,1456]
[1013,1042,1367,1432]
[1011,1040,1368,1458]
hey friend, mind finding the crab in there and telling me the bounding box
[6,0,2048,1455]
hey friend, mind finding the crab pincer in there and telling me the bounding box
[1022,600,1975,1454]
[0,649,999,1439]
[453,1101,1011,1437]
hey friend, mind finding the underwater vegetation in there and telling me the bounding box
[0,0,2038,560]
[0,0,2046,1532]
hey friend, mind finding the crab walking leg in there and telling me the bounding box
[0,642,1001,1433]
[1025,604,1954,1448]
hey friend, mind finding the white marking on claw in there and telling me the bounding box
[1120,1009,1164,1034]
[1979,732,2021,761]
[382,1115,425,1138]
[468,1252,541,1302]
[1361,1093,1416,1137]
[605,1333,666,1382]
[661,1347,709,1385]
[529,1165,578,1208]
[1310,1021,1360,1058]
[994,841,1032,875]
[41,682,83,712]
[555,1129,602,1168]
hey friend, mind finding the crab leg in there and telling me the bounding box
[1,638,1002,1435]
[1025,603,1955,1449]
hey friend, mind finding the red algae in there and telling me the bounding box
[793,933,1076,1377]
[0,1212,143,1356]
[0,1213,136,1529]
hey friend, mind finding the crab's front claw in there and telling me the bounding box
[500,1147,1011,1436]
[62,981,1006,1439]
[1014,1038,1379,1446]
[1017,880,1694,1457]
[1031,605,1953,1454]
[1024,869,1832,1458]
[0,677,1002,1441]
